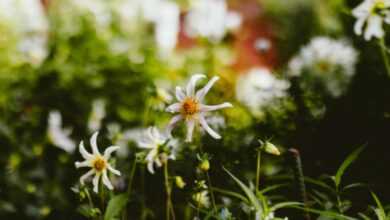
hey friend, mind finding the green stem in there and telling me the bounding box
[379,38,390,77]
[99,181,105,220]
[198,144,218,215]
[127,159,137,195]
[123,159,137,220]
[255,150,262,196]
[164,161,175,220]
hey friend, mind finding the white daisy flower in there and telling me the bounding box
[352,0,390,41]
[75,132,121,193]
[235,68,290,117]
[136,127,177,174]
[47,111,76,153]
[88,99,106,132]
[185,0,241,42]
[166,74,233,142]
[288,37,358,97]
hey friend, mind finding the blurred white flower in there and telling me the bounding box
[0,0,49,66]
[192,190,210,208]
[185,0,242,42]
[153,1,180,56]
[136,127,177,174]
[47,111,76,153]
[72,0,112,31]
[75,132,121,193]
[236,68,290,117]
[88,99,106,132]
[352,0,390,41]
[107,123,145,158]
[288,37,358,97]
[166,74,233,142]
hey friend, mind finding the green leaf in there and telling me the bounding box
[260,183,289,195]
[335,146,365,188]
[223,167,261,211]
[104,194,128,220]
[371,191,386,220]
[269,201,301,212]
[292,206,358,220]
[211,187,249,203]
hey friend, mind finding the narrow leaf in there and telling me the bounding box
[335,146,365,188]
[223,167,261,211]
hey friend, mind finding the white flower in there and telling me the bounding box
[192,190,210,208]
[166,74,233,142]
[153,1,180,56]
[185,0,241,42]
[288,37,358,97]
[136,127,177,174]
[235,68,290,117]
[88,99,106,132]
[72,0,112,31]
[352,0,390,41]
[75,132,121,193]
[47,111,76,153]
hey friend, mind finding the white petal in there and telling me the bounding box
[107,164,121,176]
[147,161,155,174]
[75,160,91,168]
[151,126,161,140]
[146,127,154,141]
[165,115,183,136]
[103,146,120,159]
[92,173,101,193]
[166,103,182,113]
[354,17,366,36]
[79,141,93,159]
[175,86,186,101]
[199,116,221,139]
[195,76,219,100]
[364,15,384,41]
[199,102,233,112]
[186,74,206,97]
[137,141,153,149]
[90,131,101,155]
[102,170,113,190]
[185,119,196,142]
[79,169,95,185]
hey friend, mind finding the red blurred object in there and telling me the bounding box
[230,0,277,72]
[176,0,277,72]
[177,14,197,49]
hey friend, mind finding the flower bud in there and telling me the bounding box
[199,159,210,172]
[175,176,186,189]
[263,141,281,156]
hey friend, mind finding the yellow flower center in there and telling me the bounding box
[373,0,386,14]
[181,98,199,117]
[92,156,106,172]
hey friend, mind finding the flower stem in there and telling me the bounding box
[198,144,218,215]
[123,159,137,219]
[379,38,390,77]
[164,161,175,220]
[99,182,106,220]
[127,159,137,195]
[255,149,262,195]
[206,171,218,214]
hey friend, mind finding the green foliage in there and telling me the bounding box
[104,194,128,220]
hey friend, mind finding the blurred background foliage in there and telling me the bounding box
[0,0,389,219]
